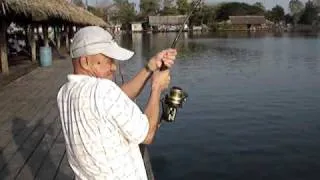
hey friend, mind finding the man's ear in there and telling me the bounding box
[79,56,90,70]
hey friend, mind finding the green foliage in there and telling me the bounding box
[87,6,104,18]
[253,2,265,11]
[160,7,178,15]
[214,2,265,21]
[265,5,285,23]
[284,14,294,24]
[289,0,304,24]
[189,5,202,26]
[140,0,161,17]
[163,0,174,9]
[161,0,177,15]
[189,4,217,26]
[112,0,136,28]
[176,0,189,15]
[201,5,217,25]
[289,0,304,14]
[298,1,319,25]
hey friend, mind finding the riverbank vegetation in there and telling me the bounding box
[74,0,319,31]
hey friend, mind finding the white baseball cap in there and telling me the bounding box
[70,26,134,61]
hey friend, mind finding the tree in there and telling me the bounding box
[289,0,304,14]
[87,6,104,18]
[214,2,265,21]
[284,14,294,24]
[269,5,285,23]
[140,0,161,17]
[163,0,174,9]
[176,0,189,15]
[201,5,217,25]
[298,1,319,25]
[253,2,265,11]
[112,0,136,29]
[161,0,177,15]
[189,5,202,26]
[264,10,272,21]
[289,0,304,24]
[189,3,216,26]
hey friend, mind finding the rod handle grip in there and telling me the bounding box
[160,62,168,71]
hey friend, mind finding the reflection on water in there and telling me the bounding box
[118,31,320,180]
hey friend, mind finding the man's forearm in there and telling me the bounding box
[142,88,161,144]
[121,67,151,100]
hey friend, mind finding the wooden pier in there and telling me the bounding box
[0,58,74,180]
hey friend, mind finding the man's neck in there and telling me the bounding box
[73,69,95,77]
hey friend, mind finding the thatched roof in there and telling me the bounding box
[229,16,266,25]
[0,0,107,27]
[149,15,187,26]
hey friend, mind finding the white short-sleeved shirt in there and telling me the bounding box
[57,74,149,180]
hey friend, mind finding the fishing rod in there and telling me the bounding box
[171,0,203,49]
[160,0,202,123]
[161,0,202,72]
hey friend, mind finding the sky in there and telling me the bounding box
[86,0,310,12]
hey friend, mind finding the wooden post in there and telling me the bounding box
[55,26,61,49]
[43,24,49,47]
[30,25,37,63]
[65,25,69,49]
[24,25,30,51]
[69,25,74,42]
[0,19,9,74]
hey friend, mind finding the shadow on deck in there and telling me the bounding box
[0,116,74,180]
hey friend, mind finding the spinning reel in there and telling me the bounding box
[161,86,188,122]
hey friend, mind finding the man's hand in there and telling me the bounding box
[147,49,177,72]
[151,70,170,92]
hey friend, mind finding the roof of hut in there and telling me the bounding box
[149,15,187,26]
[0,0,107,27]
[229,16,266,25]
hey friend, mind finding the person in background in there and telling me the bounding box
[57,26,177,180]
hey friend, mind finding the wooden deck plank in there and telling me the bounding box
[0,62,67,151]
[0,116,59,179]
[0,65,63,128]
[0,105,58,156]
[0,99,52,139]
[0,59,75,179]
[35,129,71,180]
[0,99,53,150]
[0,101,28,125]
[0,108,59,177]
[0,65,64,134]
[54,150,75,180]
[0,73,50,124]
[15,120,62,180]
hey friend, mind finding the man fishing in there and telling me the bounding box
[57,26,177,180]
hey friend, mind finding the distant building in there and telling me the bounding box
[131,22,143,32]
[229,16,268,30]
[149,15,187,26]
[148,15,188,32]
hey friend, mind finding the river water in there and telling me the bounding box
[118,31,320,180]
